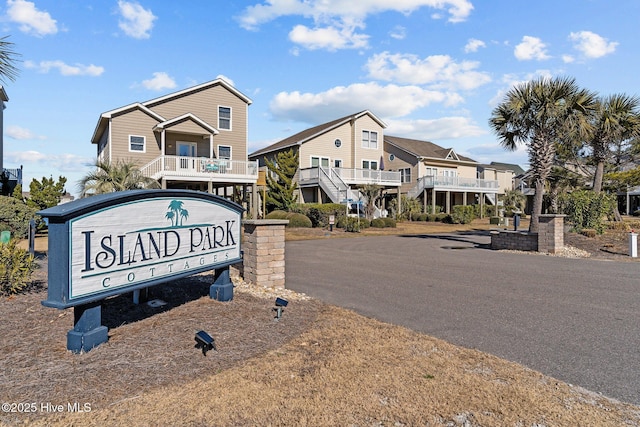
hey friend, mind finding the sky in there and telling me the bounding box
[0,0,638,196]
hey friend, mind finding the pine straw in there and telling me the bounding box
[2,277,640,426]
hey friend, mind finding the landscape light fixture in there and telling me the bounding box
[273,297,288,320]
[194,330,216,356]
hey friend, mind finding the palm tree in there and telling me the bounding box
[489,76,597,232]
[78,159,160,197]
[588,94,640,193]
[0,36,20,83]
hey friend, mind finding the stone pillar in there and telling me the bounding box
[537,214,566,254]
[242,219,288,289]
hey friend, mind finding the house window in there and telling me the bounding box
[218,106,231,130]
[389,153,395,161]
[425,167,438,176]
[334,139,342,148]
[400,168,411,183]
[218,145,232,160]
[129,135,145,152]
[311,156,330,168]
[334,159,343,168]
[362,130,378,149]
[362,160,378,170]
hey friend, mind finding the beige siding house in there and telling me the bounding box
[384,136,516,215]
[90,79,258,201]
[249,111,402,207]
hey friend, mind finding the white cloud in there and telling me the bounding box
[514,36,550,61]
[238,0,473,30]
[569,30,617,59]
[464,38,485,53]
[117,0,156,39]
[141,72,176,91]
[6,0,57,37]
[24,60,104,76]
[269,82,464,123]
[562,54,575,64]
[365,51,491,90]
[4,150,93,173]
[6,125,45,140]
[238,0,472,51]
[389,25,406,40]
[289,23,368,51]
[385,116,486,140]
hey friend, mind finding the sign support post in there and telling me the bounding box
[67,301,109,353]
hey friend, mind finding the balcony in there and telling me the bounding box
[141,156,258,184]
[299,167,401,187]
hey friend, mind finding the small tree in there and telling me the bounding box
[78,160,160,197]
[502,189,525,214]
[558,190,614,234]
[27,176,67,210]
[357,184,382,219]
[265,149,299,212]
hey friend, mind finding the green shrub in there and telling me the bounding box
[370,218,386,228]
[382,217,396,228]
[434,213,449,222]
[581,228,597,238]
[559,190,614,234]
[417,213,428,221]
[285,212,312,228]
[291,203,346,228]
[0,196,40,239]
[410,212,421,221]
[343,217,370,232]
[0,240,36,295]
[424,205,443,214]
[265,210,289,219]
[633,209,640,217]
[451,205,475,224]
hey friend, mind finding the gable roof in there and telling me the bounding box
[153,112,219,135]
[384,135,477,164]
[249,110,386,158]
[142,78,252,108]
[91,103,166,144]
[484,162,526,176]
[90,78,251,144]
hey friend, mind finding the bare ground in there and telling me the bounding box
[2,220,639,426]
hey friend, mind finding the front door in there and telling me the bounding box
[178,142,197,170]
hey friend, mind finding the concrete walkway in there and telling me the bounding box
[285,232,640,405]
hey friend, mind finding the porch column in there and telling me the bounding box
[209,134,214,158]
[161,130,166,156]
[317,187,322,204]
[431,189,436,214]
[463,192,467,206]
[161,178,167,190]
[423,188,427,213]
[445,191,451,214]
[480,192,484,219]
[207,181,212,193]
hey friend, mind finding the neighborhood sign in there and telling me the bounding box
[39,190,243,352]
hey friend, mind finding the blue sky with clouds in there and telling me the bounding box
[0,0,637,194]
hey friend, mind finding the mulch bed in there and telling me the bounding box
[0,259,321,425]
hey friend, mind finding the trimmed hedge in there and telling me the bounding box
[291,203,346,228]
[451,205,475,224]
[265,210,312,227]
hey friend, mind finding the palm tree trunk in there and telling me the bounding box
[529,180,544,233]
[592,161,605,193]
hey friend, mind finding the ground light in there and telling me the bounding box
[273,297,288,320]
[194,330,216,356]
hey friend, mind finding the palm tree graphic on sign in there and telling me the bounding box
[165,200,189,227]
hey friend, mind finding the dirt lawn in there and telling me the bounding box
[2,220,640,426]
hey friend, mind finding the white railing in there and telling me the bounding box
[333,167,401,185]
[140,156,258,180]
[408,174,499,198]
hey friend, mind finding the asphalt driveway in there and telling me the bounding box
[285,232,640,405]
